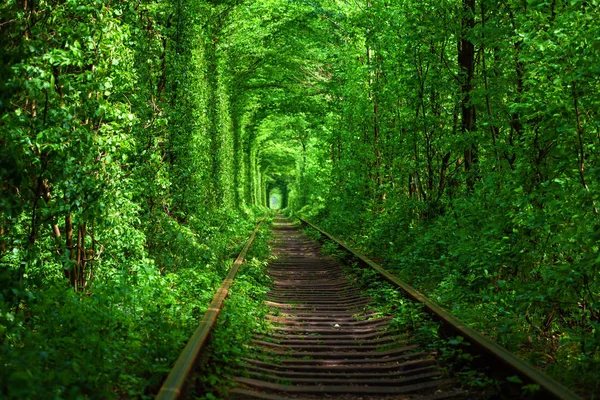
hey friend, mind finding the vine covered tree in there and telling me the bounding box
[1,0,599,397]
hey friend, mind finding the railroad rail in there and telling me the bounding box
[157,215,582,400]
[155,218,264,400]
[297,217,582,400]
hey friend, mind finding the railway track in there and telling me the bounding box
[227,216,464,399]
[156,215,581,400]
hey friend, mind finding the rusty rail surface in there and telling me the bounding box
[299,217,581,400]
[156,218,265,400]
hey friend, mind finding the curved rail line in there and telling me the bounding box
[298,217,581,400]
[155,218,265,400]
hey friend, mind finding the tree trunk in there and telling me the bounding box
[65,213,74,282]
[459,0,477,190]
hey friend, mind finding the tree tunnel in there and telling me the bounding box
[267,180,289,210]
[252,114,303,210]
[268,187,284,209]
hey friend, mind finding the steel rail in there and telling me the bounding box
[299,217,582,400]
[156,218,265,400]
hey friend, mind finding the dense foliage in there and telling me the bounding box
[288,0,600,396]
[0,0,268,397]
[2,0,599,397]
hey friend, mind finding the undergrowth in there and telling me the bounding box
[193,218,274,399]
[311,202,600,399]
[0,210,266,399]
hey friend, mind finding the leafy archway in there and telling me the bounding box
[267,177,289,210]
[268,187,284,209]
